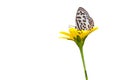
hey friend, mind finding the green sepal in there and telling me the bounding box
[74,35,87,48]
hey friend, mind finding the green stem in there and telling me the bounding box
[79,46,88,80]
[75,38,88,80]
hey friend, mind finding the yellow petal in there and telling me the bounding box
[59,31,74,40]
[59,36,73,40]
[78,27,98,39]
[69,28,78,38]
[79,30,89,39]
[60,31,70,36]
[90,27,98,32]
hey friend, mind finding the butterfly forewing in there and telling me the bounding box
[75,7,94,30]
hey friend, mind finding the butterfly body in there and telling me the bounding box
[75,7,94,30]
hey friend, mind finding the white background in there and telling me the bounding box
[0,0,120,80]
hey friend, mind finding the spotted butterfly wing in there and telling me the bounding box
[75,7,94,30]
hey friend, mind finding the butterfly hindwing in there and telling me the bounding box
[75,7,94,30]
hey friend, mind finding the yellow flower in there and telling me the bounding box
[60,26,98,40]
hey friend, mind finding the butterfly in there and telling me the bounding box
[75,7,94,30]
